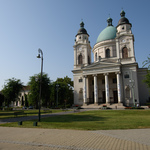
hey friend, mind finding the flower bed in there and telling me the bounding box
[125,107,144,109]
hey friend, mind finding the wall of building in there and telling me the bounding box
[137,68,150,105]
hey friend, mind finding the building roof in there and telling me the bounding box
[76,21,89,36]
[96,17,117,43]
[117,10,131,27]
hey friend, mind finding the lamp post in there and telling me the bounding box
[56,80,59,108]
[129,79,135,107]
[37,48,43,122]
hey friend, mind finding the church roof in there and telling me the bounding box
[117,10,132,27]
[96,17,117,43]
[76,21,89,36]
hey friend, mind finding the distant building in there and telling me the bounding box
[72,10,149,107]
[12,86,30,107]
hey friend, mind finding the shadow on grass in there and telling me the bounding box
[39,114,107,123]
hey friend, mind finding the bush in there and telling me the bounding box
[125,107,144,109]
[3,107,13,111]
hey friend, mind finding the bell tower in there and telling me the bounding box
[73,21,91,69]
[116,10,136,62]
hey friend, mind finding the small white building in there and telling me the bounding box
[12,86,30,107]
[72,10,149,107]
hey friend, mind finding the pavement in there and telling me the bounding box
[0,110,150,150]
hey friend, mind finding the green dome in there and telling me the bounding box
[96,17,117,43]
[96,26,117,43]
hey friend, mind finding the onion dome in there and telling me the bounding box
[117,10,132,26]
[96,17,117,43]
[76,21,89,36]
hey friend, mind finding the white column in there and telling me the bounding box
[85,48,88,66]
[74,48,77,68]
[83,76,87,104]
[116,72,121,103]
[116,39,120,59]
[94,74,98,104]
[104,73,109,103]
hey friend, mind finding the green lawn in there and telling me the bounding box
[0,109,65,119]
[0,110,150,130]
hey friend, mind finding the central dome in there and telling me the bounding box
[96,17,117,43]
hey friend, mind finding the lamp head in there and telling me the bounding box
[37,53,41,58]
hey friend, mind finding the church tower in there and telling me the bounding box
[73,21,91,69]
[116,10,136,63]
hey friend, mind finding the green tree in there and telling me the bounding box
[143,72,150,89]
[54,76,73,107]
[24,94,29,107]
[143,54,150,92]
[0,92,4,108]
[143,54,150,70]
[28,73,50,108]
[1,78,23,107]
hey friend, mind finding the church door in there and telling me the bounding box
[113,91,118,103]
[102,91,106,103]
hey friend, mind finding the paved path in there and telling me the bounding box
[0,127,150,150]
[0,110,150,150]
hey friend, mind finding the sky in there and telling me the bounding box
[0,0,149,90]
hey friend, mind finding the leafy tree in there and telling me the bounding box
[143,54,150,93]
[143,54,150,70]
[24,94,29,107]
[1,78,23,107]
[54,76,73,107]
[28,73,50,108]
[0,92,4,108]
[143,72,150,89]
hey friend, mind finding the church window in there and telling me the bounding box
[102,79,105,84]
[113,78,117,83]
[78,54,83,64]
[122,47,128,58]
[95,53,97,61]
[124,74,129,78]
[79,78,83,82]
[106,49,110,58]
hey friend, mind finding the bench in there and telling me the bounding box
[14,111,27,117]
[73,107,80,112]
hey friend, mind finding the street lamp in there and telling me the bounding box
[129,79,135,107]
[37,48,43,122]
[56,80,59,108]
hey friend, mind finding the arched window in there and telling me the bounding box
[78,54,82,64]
[95,53,97,61]
[106,49,110,58]
[122,47,128,58]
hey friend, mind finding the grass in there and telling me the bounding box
[0,109,66,119]
[0,109,150,130]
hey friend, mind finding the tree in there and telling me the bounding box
[28,73,50,108]
[143,54,150,70]
[143,54,150,91]
[1,78,23,107]
[54,76,73,107]
[0,92,4,108]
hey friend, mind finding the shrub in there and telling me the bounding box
[3,107,13,111]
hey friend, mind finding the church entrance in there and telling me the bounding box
[113,91,118,103]
[102,91,106,103]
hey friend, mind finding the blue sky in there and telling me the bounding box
[0,0,149,90]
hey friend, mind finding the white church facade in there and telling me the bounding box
[72,10,149,107]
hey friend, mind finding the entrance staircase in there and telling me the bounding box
[82,103,125,109]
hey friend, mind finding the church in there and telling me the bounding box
[72,10,149,107]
